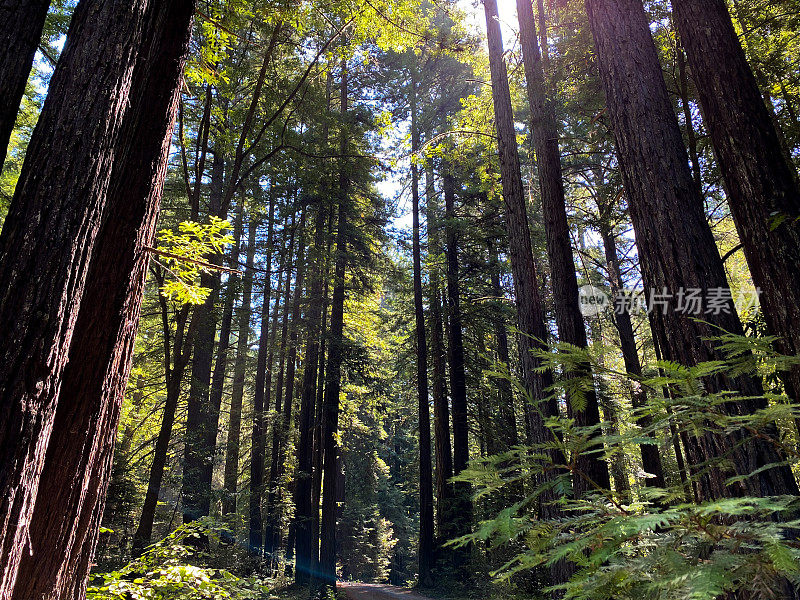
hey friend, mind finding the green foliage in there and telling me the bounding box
[154,218,233,304]
[88,519,270,599]
[455,335,800,600]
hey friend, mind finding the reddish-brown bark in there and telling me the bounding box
[672,0,800,406]
[585,0,798,500]
[0,1,164,594]
[481,0,560,506]
[11,5,197,596]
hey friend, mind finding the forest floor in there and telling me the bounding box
[339,582,435,600]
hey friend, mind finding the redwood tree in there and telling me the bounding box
[584,0,798,501]
[293,199,329,583]
[410,68,435,586]
[11,3,197,596]
[481,0,559,500]
[516,0,609,492]
[442,169,473,544]
[318,60,349,592]
[671,0,800,404]
[426,164,453,546]
[0,0,166,593]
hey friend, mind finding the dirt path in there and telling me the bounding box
[339,582,435,600]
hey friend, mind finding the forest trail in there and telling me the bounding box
[339,582,435,600]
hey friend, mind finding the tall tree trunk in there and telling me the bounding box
[588,319,632,504]
[0,0,51,165]
[249,188,277,556]
[426,164,453,546]
[649,313,693,500]
[483,2,575,586]
[0,1,161,593]
[442,170,473,547]
[264,210,297,560]
[182,151,227,525]
[133,99,208,548]
[599,226,665,488]
[730,0,795,158]
[311,216,334,576]
[294,199,330,584]
[535,0,549,68]
[269,206,308,564]
[303,73,336,582]
[410,69,435,587]
[212,198,247,514]
[223,212,258,516]
[11,3,196,596]
[481,0,560,511]
[488,239,517,448]
[318,60,349,593]
[133,291,193,554]
[517,0,610,493]
[584,0,798,500]
[296,72,335,583]
[675,43,703,196]
[672,0,800,408]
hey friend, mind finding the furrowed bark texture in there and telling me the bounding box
[585,0,798,500]
[672,0,800,405]
[12,3,197,597]
[0,1,156,594]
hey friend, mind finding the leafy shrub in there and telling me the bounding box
[88,519,270,599]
